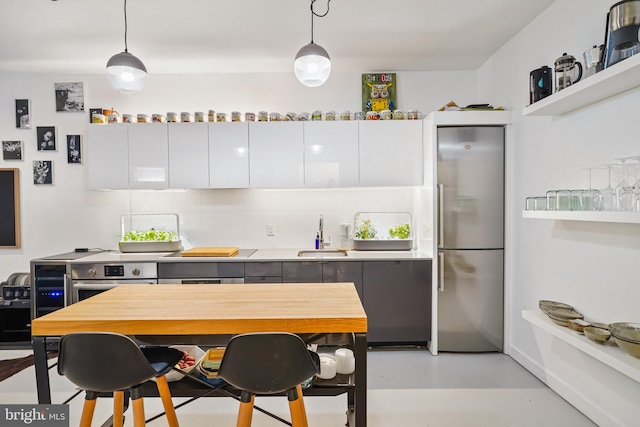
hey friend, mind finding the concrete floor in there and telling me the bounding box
[0,347,597,426]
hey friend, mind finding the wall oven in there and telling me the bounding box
[70,262,158,303]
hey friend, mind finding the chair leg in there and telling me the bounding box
[113,391,125,427]
[79,391,98,427]
[288,385,309,427]
[155,375,180,427]
[236,391,255,427]
[131,396,146,427]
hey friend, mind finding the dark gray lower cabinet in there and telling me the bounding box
[247,259,431,345]
[363,260,431,344]
[282,261,323,283]
[282,262,363,299]
[244,262,282,283]
[321,261,363,301]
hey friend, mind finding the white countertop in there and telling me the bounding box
[64,248,431,263]
[247,248,431,261]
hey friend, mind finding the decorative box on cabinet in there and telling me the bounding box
[358,120,423,186]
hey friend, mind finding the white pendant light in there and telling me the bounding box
[294,0,332,87]
[106,0,147,94]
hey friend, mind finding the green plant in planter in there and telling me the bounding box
[355,218,377,240]
[388,223,411,239]
[121,229,178,242]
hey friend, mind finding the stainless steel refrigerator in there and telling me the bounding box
[436,126,504,352]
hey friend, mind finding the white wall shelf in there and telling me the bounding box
[522,54,640,117]
[523,310,640,384]
[522,210,640,224]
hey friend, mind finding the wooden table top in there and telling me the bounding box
[31,283,367,336]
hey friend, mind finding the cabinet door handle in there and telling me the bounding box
[64,273,70,307]
[437,184,444,249]
[438,252,445,292]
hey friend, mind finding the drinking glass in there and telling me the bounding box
[546,190,557,210]
[630,156,640,211]
[598,164,618,211]
[556,189,572,211]
[525,197,536,210]
[615,157,636,211]
[582,167,602,211]
[534,196,547,211]
[571,189,585,211]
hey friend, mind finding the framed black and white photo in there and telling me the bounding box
[36,126,56,151]
[67,135,81,164]
[33,160,53,185]
[15,99,30,129]
[55,82,85,112]
[2,141,23,160]
[89,108,103,123]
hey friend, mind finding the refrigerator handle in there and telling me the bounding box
[437,184,444,249]
[438,252,445,292]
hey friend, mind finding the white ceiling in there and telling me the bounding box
[0,0,556,74]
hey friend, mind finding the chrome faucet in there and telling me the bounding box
[319,215,330,249]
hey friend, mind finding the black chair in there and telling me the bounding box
[217,332,321,427]
[57,332,184,427]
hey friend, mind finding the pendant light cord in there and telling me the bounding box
[123,0,129,53]
[310,0,331,44]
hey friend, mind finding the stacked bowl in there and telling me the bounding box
[609,323,640,358]
[539,301,584,327]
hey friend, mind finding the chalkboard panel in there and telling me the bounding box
[0,169,20,248]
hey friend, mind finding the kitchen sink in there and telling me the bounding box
[297,250,348,258]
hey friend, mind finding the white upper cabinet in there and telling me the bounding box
[168,123,209,189]
[249,122,304,188]
[127,123,169,189]
[209,122,250,188]
[358,120,423,186]
[87,124,129,190]
[303,121,359,187]
[88,120,426,189]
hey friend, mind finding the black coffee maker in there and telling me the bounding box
[604,0,640,68]
[529,66,552,104]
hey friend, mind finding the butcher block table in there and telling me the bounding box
[32,283,368,426]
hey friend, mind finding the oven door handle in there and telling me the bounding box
[72,283,122,290]
[72,281,157,287]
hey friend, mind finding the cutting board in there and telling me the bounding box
[181,247,239,257]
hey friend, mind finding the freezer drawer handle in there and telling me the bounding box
[437,184,444,249]
[438,252,444,292]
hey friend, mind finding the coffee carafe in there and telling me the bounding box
[583,45,605,77]
[554,53,583,91]
[604,0,640,68]
[529,66,552,104]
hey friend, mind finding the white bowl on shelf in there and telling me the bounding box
[164,345,206,382]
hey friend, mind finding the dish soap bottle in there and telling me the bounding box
[315,232,320,249]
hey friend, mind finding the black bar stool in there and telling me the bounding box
[57,332,183,427]
[217,332,321,427]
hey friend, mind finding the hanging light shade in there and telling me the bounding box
[106,51,147,94]
[106,0,147,94]
[294,0,332,87]
[294,42,331,87]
